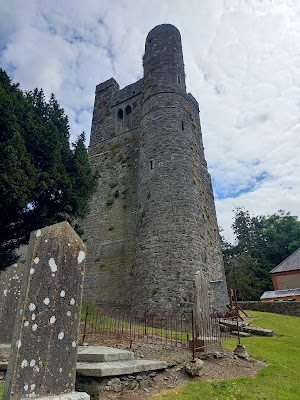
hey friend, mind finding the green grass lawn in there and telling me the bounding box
[153,311,300,400]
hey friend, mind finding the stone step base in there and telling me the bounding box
[0,344,11,359]
[1,359,167,377]
[0,361,7,370]
[76,359,167,377]
[35,392,90,400]
[77,346,134,362]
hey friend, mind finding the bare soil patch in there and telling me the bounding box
[82,333,266,399]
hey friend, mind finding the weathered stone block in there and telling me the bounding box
[233,344,249,359]
[4,221,87,400]
[184,359,204,377]
[0,263,25,345]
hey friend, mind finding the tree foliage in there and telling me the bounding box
[0,69,98,269]
[222,208,300,300]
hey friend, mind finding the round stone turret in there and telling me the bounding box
[134,24,215,311]
[142,24,186,100]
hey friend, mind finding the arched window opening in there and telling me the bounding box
[178,75,181,83]
[149,160,154,170]
[181,121,184,130]
[118,108,123,119]
[125,105,132,130]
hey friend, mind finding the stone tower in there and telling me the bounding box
[83,24,228,313]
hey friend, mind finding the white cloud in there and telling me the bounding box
[0,0,299,241]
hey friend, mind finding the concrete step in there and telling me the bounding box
[0,345,134,363]
[77,346,134,362]
[76,359,167,377]
[1,358,167,376]
[0,361,8,370]
[0,344,11,359]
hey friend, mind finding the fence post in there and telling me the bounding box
[192,310,196,361]
[236,314,241,345]
[81,304,89,344]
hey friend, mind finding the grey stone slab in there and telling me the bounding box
[0,344,11,360]
[4,222,86,400]
[77,346,134,362]
[193,271,220,352]
[219,319,249,331]
[0,263,25,344]
[242,326,273,336]
[231,331,252,337]
[0,361,8,370]
[76,359,167,377]
[37,392,90,400]
[193,270,212,335]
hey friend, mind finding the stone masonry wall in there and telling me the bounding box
[82,80,142,307]
[240,301,300,317]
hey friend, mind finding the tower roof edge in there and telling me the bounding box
[146,24,180,40]
[96,78,119,94]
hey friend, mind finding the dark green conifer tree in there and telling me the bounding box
[0,69,98,270]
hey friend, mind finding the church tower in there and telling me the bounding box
[83,24,228,312]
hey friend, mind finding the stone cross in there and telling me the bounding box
[4,221,89,400]
[193,270,220,352]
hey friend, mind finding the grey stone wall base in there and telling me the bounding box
[239,301,300,317]
[37,392,90,400]
[76,359,167,377]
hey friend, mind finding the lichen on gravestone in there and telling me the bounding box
[3,221,88,400]
[0,263,25,345]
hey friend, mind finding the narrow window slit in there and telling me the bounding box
[118,109,123,119]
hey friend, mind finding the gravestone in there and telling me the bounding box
[3,221,89,400]
[0,263,25,346]
[193,270,221,352]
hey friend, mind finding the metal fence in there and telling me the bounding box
[81,305,193,348]
[81,305,239,355]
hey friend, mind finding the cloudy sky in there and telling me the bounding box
[0,0,299,241]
